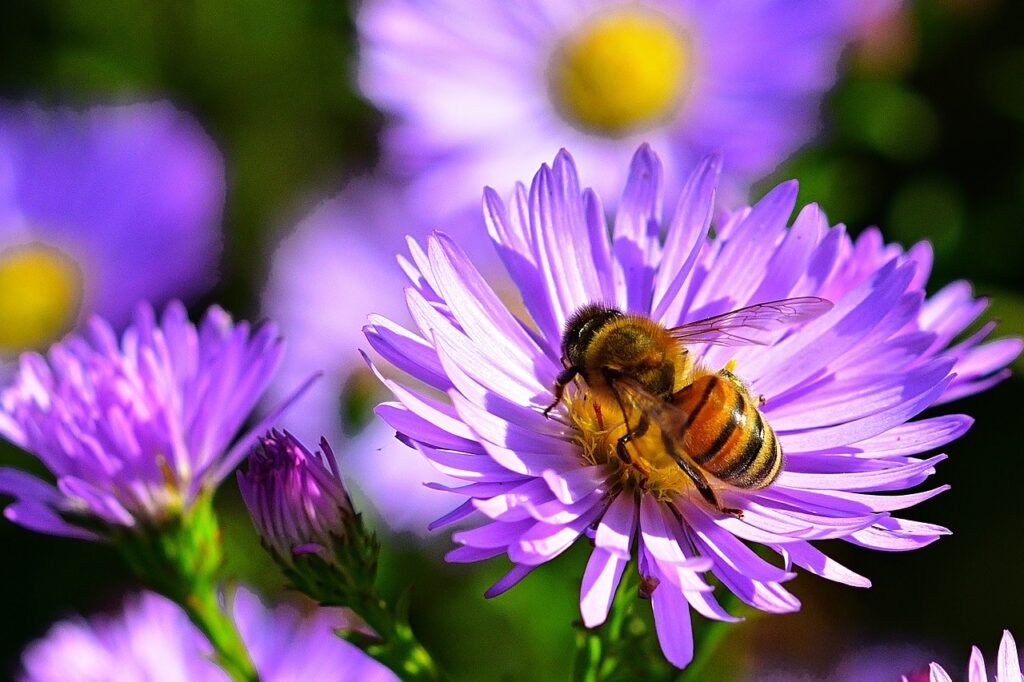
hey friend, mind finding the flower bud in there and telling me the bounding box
[238,430,377,606]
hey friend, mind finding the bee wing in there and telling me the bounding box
[668,296,832,347]
[609,375,691,435]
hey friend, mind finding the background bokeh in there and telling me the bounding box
[1,0,1022,679]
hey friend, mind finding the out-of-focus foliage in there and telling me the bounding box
[0,1,1022,680]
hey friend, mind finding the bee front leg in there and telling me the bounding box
[661,433,743,518]
[543,366,579,417]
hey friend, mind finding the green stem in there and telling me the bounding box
[361,592,438,681]
[345,588,440,681]
[183,584,258,682]
[111,491,259,682]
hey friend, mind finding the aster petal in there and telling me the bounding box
[427,499,478,531]
[364,316,452,390]
[929,662,954,682]
[778,375,954,454]
[484,563,538,599]
[835,415,972,458]
[998,630,1022,682]
[778,486,949,514]
[210,372,318,485]
[56,477,135,527]
[614,145,663,313]
[683,504,794,584]
[649,566,695,670]
[523,490,606,525]
[526,161,603,331]
[427,232,554,372]
[413,443,525,482]
[968,645,987,682]
[939,370,1012,404]
[767,360,955,431]
[484,183,561,346]
[748,203,828,304]
[432,329,564,435]
[509,504,603,565]
[777,454,945,492]
[424,480,522,497]
[594,491,637,558]
[370,366,483,447]
[542,466,609,505]
[747,259,917,396]
[687,180,798,321]
[777,541,871,587]
[407,289,544,402]
[640,495,711,573]
[453,519,535,549]
[847,517,949,551]
[580,548,629,628]
[919,281,986,348]
[734,498,880,540]
[947,336,1023,378]
[449,391,576,460]
[0,469,97,540]
[446,545,506,564]
[652,153,720,323]
[376,403,485,454]
[697,547,800,614]
[583,189,617,306]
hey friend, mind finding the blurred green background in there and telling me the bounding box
[1,0,1023,679]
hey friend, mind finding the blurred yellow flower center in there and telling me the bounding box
[549,9,691,136]
[0,243,83,353]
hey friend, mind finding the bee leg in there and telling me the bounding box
[661,433,743,518]
[543,366,579,417]
[615,412,650,465]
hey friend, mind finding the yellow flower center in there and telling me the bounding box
[568,389,692,501]
[549,8,692,137]
[0,243,84,353]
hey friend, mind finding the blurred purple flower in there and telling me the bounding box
[358,0,893,219]
[757,643,937,679]
[0,101,224,357]
[911,631,1022,682]
[19,586,398,681]
[365,146,1021,669]
[238,430,354,562]
[0,301,311,540]
[262,179,461,537]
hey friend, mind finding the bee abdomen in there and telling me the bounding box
[676,375,783,490]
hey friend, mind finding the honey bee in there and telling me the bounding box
[544,297,832,515]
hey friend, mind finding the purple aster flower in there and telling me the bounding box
[365,146,1022,669]
[908,631,1022,682]
[0,101,224,360]
[0,301,311,540]
[358,0,894,220]
[262,179,462,537]
[19,586,398,681]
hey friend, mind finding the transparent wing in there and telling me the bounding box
[669,296,832,347]
[609,375,691,435]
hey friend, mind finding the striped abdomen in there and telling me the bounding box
[672,373,782,489]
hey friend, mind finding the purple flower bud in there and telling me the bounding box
[238,430,355,564]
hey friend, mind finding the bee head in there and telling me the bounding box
[562,304,623,368]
